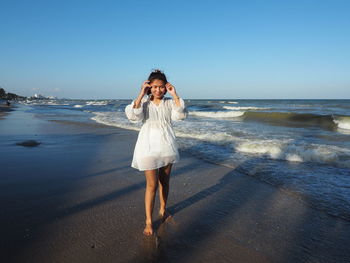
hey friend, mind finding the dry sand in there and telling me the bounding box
[1,105,350,263]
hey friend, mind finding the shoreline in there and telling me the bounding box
[1,105,350,262]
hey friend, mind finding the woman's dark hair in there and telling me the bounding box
[147,69,168,95]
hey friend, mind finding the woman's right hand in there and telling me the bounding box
[140,80,151,96]
[133,80,151,108]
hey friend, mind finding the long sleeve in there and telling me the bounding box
[171,98,187,121]
[125,98,145,123]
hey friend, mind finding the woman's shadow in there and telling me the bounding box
[132,155,263,263]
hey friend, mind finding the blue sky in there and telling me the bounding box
[1,0,349,99]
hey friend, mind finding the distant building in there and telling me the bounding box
[33,93,46,99]
[28,94,57,100]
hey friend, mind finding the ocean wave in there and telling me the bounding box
[190,111,350,131]
[90,110,350,168]
[175,130,242,144]
[333,116,350,130]
[207,101,238,104]
[22,100,69,106]
[223,106,269,110]
[45,101,69,105]
[236,139,287,159]
[74,105,84,108]
[86,101,109,106]
[242,111,342,130]
[189,110,245,118]
[236,139,350,168]
[91,112,141,131]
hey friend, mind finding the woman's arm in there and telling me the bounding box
[166,82,181,107]
[125,81,150,122]
[133,80,151,108]
[170,97,187,121]
[166,82,187,121]
[125,98,145,123]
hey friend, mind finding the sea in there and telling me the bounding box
[18,98,350,221]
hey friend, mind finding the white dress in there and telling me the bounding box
[125,95,187,171]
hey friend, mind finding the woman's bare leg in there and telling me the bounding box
[158,163,172,220]
[144,169,158,236]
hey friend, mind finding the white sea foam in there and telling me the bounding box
[189,111,245,118]
[86,101,109,106]
[285,154,303,162]
[236,139,285,159]
[223,106,269,110]
[22,100,69,106]
[333,116,350,130]
[207,100,238,104]
[91,111,141,131]
[74,105,84,108]
[46,101,69,105]
[175,130,241,144]
[236,139,350,167]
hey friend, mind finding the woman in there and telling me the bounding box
[125,69,187,236]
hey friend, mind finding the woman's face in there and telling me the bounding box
[150,79,166,99]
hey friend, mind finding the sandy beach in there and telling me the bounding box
[1,105,350,263]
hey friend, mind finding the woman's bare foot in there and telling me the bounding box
[143,223,153,236]
[159,209,172,222]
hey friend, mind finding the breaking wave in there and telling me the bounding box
[189,110,245,118]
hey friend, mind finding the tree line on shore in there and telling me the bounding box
[0,87,26,101]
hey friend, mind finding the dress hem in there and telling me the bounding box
[131,160,178,172]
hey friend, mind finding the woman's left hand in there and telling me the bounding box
[165,82,178,98]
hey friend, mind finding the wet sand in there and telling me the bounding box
[1,106,350,263]
[0,104,14,119]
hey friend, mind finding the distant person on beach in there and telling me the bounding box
[6,100,11,106]
[125,69,187,236]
